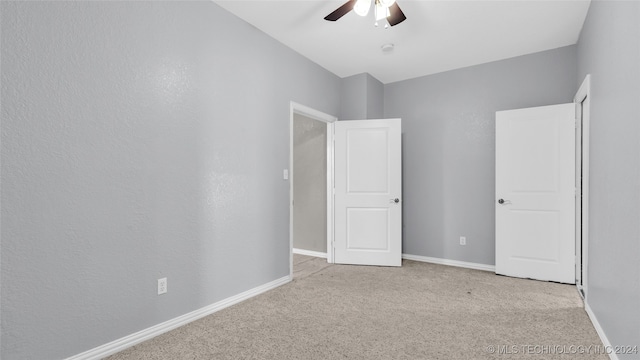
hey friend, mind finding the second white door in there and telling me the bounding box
[334,119,402,267]
[496,104,575,283]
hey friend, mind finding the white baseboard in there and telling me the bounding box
[402,254,495,272]
[584,302,619,360]
[293,248,327,259]
[66,275,291,360]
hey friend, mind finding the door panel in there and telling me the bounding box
[334,119,402,267]
[347,128,389,193]
[496,104,575,283]
[347,208,389,250]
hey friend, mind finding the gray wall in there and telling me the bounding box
[384,46,577,265]
[340,73,384,119]
[293,114,327,253]
[365,73,384,119]
[0,1,340,359]
[576,1,640,357]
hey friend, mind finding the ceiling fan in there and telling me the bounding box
[324,0,407,28]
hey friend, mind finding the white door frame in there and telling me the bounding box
[289,102,337,277]
[574,74,591,298]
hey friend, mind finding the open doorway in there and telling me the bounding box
[574,74,591,298]
[289,102,336,278]
[292,113,327,257]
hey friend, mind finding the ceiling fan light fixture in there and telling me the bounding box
[379,0,396,8]
[323,0,406,27]
[353,0,372,17]
[375,1,390,21]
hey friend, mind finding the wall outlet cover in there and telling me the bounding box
[157,278,167,295]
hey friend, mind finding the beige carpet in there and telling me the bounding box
[107,255,606,359]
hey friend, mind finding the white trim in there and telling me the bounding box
[574,74,591,299]
[328,121,335,264]
[402,254,495,272]
[66,276,291,360]
[293,248,328,259]
[584,302,619,360]
[290,102,336,123]
[289,102,337,278]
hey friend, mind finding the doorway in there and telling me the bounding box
[574,74,591,298]
[289,102,336,277]
[289,104,404,273]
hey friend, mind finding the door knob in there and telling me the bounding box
[498,199,506,204]
[390,198,400,204]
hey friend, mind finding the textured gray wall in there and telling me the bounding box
[576,1,640,357]
[340,74,368,120]
[0,1,340,359]
[365,73,384,119]
[340,73,384,120]
[384,46,577,265]
[293,114,327,253]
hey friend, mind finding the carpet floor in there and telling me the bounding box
[107,255,606,359]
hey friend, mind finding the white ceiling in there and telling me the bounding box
[214,0,591,84]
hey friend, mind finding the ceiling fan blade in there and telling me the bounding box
[387,2,407,26]
[324,0,357,21]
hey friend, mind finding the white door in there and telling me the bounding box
[334,119,402,267]
[496,104,575,283]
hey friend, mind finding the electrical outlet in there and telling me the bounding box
[460,236,467,246]
[158,278,167,295]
